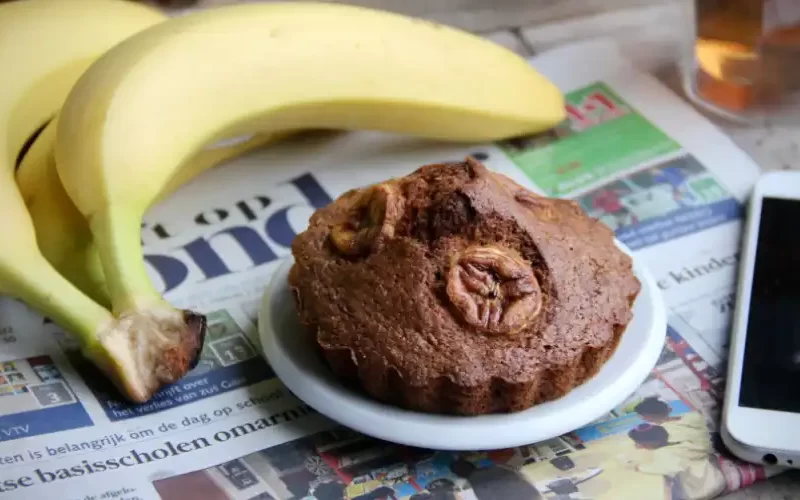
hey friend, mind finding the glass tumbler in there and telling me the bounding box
[682,0,800,124]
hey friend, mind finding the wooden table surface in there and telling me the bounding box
[179,0,800,497]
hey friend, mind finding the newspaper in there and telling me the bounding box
[0,40,782,500]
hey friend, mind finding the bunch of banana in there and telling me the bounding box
[8,0,566,403]
[4,0,277,402]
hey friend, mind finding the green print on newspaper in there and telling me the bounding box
[498,82,681,197]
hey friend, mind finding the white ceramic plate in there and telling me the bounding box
[258,246,666,451]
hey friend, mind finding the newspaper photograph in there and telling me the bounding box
[0,41,781,499]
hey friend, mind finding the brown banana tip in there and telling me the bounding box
[183,310,207,371]
[161,310,207,380]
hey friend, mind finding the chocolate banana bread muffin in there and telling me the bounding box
[288,158,641,415]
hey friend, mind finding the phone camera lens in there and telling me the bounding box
[763,454,778,465]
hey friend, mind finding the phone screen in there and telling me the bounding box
[739,197,800,413]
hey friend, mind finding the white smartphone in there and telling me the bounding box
[722,170,800,468]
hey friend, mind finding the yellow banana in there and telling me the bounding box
[55,1,566,349]
[0,0,204,403]
[17,117,283,308]
[16,118,108,307]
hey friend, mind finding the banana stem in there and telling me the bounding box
[89,209,161,315]
[1,259,112,348]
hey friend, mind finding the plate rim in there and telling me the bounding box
[258,244,666,450]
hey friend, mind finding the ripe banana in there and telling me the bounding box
[17,117,283,308]
[55,1,566,351]
[0,0,204,403]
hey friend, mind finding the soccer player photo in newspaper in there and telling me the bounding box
[499,83,741,252]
